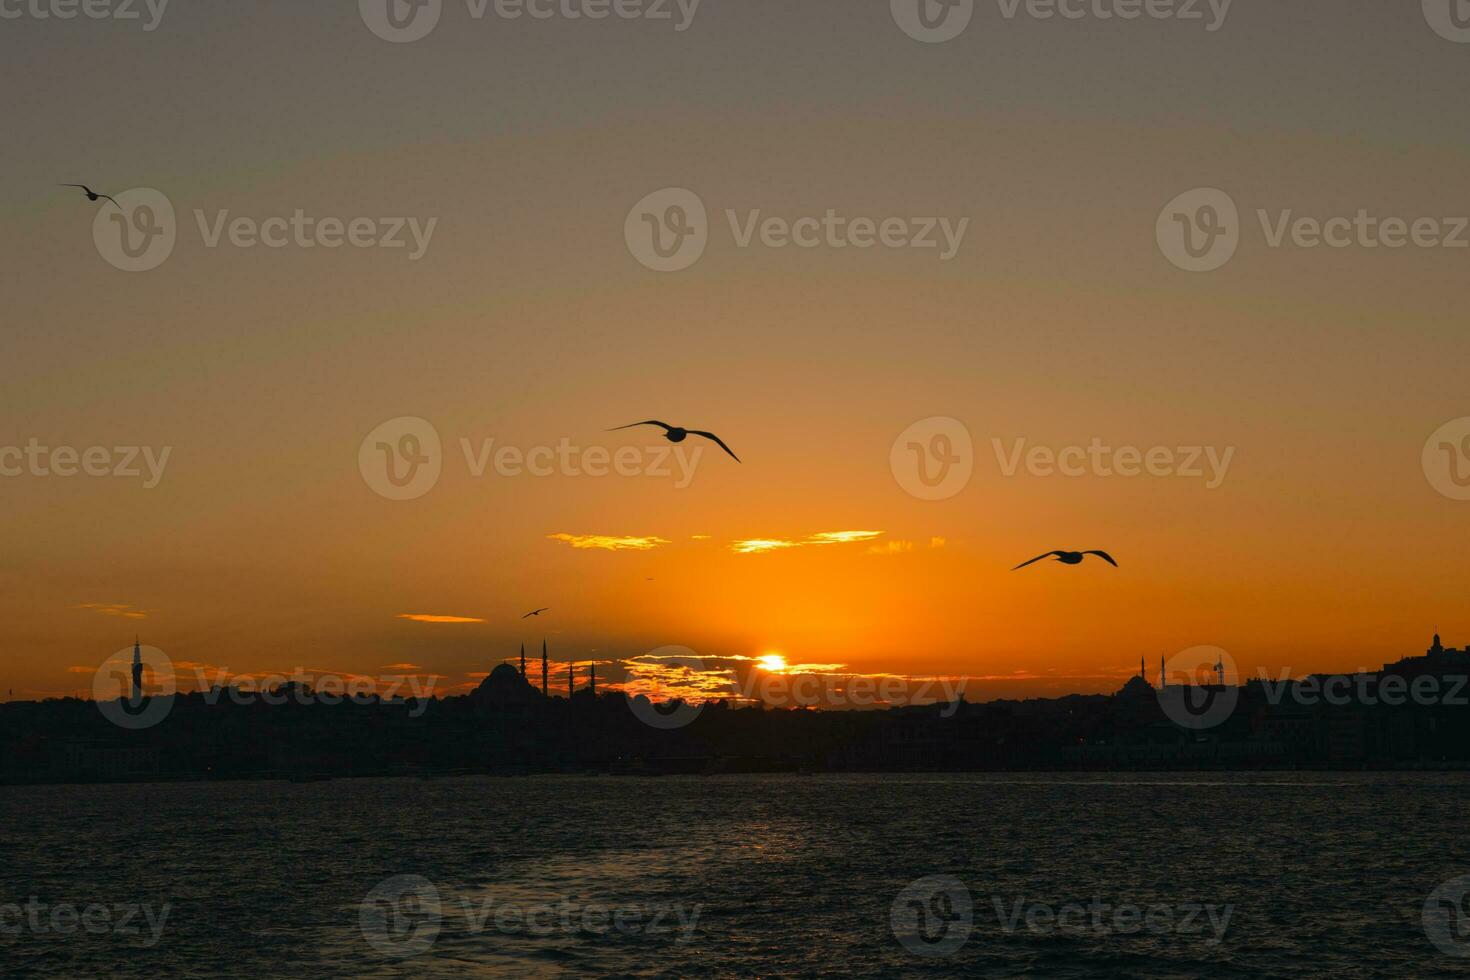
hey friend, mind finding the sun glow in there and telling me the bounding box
[757,653,788,673]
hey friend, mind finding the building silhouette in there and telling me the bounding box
[4,632,1470,784]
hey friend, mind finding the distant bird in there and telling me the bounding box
[608,420,741,462]
[1012,550,1118,570]
[522,607,549,619]
[59,184,120,209]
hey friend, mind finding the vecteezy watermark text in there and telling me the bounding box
[1158,188,1470,273]
[0,0,169,30]
[989,895,1233,944]
[90,189,438,272]
[358,416,706,501]
[625,647,971,731]
[0,898,170,947]
[0,440,170,488]
[359,0,702,43]
[359,874,700,959]
[195,211,437,260]
[92,645,439,730]
[992,437,1234,489]
[1254,670,1470,709]
[890,875,1232,958]
[888,418,1234,500]
[891,0,1232,44]
[625,188,969,272]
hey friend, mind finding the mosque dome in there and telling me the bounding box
[475,662,539,703]
[1117,674,1155,699]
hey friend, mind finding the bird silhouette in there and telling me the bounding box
[522,607,549,619]
[59,184,121,210]
[608,421,740,462]
[1012,550,1118,570]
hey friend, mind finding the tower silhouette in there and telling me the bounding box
[519,642,526,678]
[541,639,548,697]
[131,637,143,701]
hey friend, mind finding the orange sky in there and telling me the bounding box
[2,1,1468,703]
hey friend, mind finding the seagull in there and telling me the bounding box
[1012,550,1118,570]
[608,421,741,462]
[59,184,121,210]
[522,607,549,619]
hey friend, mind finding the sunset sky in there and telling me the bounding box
[3,0,1468,703]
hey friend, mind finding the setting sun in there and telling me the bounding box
[757,654,788,673]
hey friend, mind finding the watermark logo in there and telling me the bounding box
[360,417,443,501]
[93,187,176,273]
[361,874,443,958]
[625,187,708,272]
[990,894,1232,944]
[359,875,699,958]
[893,0,1230,41]
[891,875,973,956]
[1423,0,1470,43]
[1254,669,1469,709]
[0,440,171,488]
[625,189,969,271]
[625,645,708,730]
[361,0,699,41]
[360,0,443,42]
[93,644,176,730]
[1157,645,1237,730]
[0,0,170,30]
[1425,875,1470,956]
[1423,417,1470,501]
[1157,188,1238,273]
[0,898,170,946]
[194,210,437,259]
[891,417,974,500]
[1160,189,1470,273]
[891,0,974,43]
[991,437,1234,488]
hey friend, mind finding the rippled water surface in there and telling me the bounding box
[4,773,1470,977]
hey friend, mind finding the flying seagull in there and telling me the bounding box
[59,184,121,209]
[522,607,549,619]
[1012,550,1118,570]
[607,421,741,462]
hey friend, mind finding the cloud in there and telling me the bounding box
[732,531,885,554]
[730,538,804,554]
[930,537,946,549]
[383,663,423,671]
[807,531,883,545]
[868,540,915,555]
[398,614,485,624]
[548,534,670,551]
[73,603,147,620]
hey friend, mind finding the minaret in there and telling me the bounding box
[541,639,548,697]
[131,637,143,700]
[1215,654,1225,687]
[590,661,596,696]
[1159,655,1165,690]
[1140,655,1145,680]
[519,642,526,678]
